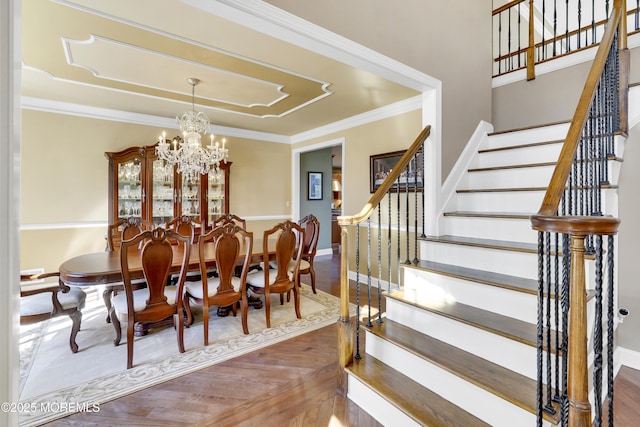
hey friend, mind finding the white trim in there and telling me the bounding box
[291,137,345,222]
[616,346,640,371]
[2,0,21,423]
[290,95,423,143]
[440,120,494,219]
[20,222,107,231]
[183,0,440,93]
[316,248,333,257]
[19,215,292,231]
[21,94,423,146]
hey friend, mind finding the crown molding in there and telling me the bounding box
[290,95,423,143]
[183,0,440,92]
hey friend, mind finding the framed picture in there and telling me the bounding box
[370,150,423,193]
[308,171,323,200]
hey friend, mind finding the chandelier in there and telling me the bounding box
[156,77,229,183]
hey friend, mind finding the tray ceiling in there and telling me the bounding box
[22,0,421,139]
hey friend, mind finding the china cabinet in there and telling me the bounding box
[106,142,230,232]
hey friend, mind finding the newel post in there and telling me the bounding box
[567,233,591,427]
[337,224,353,395]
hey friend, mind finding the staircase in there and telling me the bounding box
[344,122,626,426]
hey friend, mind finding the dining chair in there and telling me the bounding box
[246,220,304,328]
[211,213,262,314]
[105,217,151,251]
[184,222,253,345]
[167,215,202,283]
[213,213,247,231]
[166,215,201,244]
[109,227,191,369]
[295,214,320,294]
[103,217,150,322]
[20,272,86,353]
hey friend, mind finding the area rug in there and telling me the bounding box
[18,284,344,426]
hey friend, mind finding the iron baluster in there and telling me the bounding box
[388,191,392,293]
[420,144,426,238]
[536,231,545,426]
[413,156,419,264]
[606,236,615,427]
[405,164,410,265]
[544,231,555,414]
[377,207,383,324]
[592,235,604,426]
[366,218,372,327]
[354,225,361,360]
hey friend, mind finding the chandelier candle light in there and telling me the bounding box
[156,77,229,183]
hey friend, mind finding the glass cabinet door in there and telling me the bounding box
[116,158,143,220]
[207,168,226,225]
[151,160,175,227]
[181,175,202,220]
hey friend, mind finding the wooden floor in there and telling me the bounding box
[43,246,640,426]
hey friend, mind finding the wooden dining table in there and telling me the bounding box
[59,238,270,287]
[59,237,273,336]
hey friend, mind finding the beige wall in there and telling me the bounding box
[493,47,640,131]
[265,0,493,181]
[492,47,640,353]
[293,109,423,278]
[20,110,291,273]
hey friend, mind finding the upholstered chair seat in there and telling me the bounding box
[185,277,243,299]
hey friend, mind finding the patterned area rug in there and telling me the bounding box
[19,284,342,426]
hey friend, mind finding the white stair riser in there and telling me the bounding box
[347,376,421,427]
[419,240,600,290]
[421,241,539,279]
[484,124,570,150]
[403,267,539,324]
[443,216,538,243]
[463,165,555,189]
[365,331,538,426]
[451,190,545,213]
[470,145,562,169]
[384,299,539,379]
[451,187,619,215]
[465,160,622,189]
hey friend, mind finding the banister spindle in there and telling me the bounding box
[593,235,604,425]
[377,207,383,324]
[413,156,419,264]
[366,218,372,327]
[354,224,361,360]
[405,164,410,265]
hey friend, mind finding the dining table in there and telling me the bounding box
[58,237,273,336]
[59,238,270,287]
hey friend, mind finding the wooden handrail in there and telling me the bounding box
[337,125,430,228]
[536,0,625,217]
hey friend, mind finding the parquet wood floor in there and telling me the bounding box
[43,247,383,427]
[39,246,640,426]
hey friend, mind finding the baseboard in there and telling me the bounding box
[616,346,640,372]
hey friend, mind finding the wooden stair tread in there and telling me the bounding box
[385,288,547,348]
[422,235,539,254]
[457,184,618,193]
[443,211,532,219]
[363,318,561,424]
[412,259,539,294]
[468,155,622,173]
[478,139,564,153]
[468,161,556,172]
[487,120,570,136]
[346,353,492,427]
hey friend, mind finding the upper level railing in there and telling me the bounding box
[335,125,429,394]
[493,0,638,79]
[529,0,628,425]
